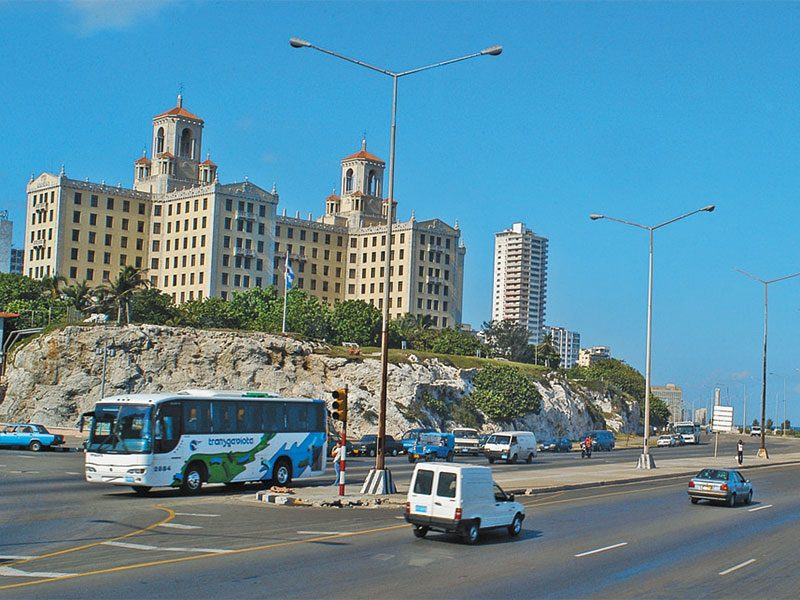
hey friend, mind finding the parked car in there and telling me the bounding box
[405,463,525,544]
[539,437,572,452]
[583,430,616,451]
[750,426,762,437]
[452,427,481,456]
[483,431,536,464]
[351,434,404,457]
[656,434,675,447]
[688,468,753,507]
[401,428,439,453]
[0,423,65,452]
[408,432,456,463]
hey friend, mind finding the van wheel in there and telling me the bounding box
[463,522,480,545]
[273,458,292,486]
[508,513,523,537]
[526,453,533,464]
[412,525,429,538]
[180,462,205,495]
[488,457,495,464]
[508,454,518,465]
[446,452,454,462]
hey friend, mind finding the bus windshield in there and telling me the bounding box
[674,424,696,435]
[87,404,153,454]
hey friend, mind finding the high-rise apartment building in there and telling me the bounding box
[578,346,611,367]
[652,383,683,423]
[9,248,23,275]
[545,325,581,368]
[0,212,12,273]
[491,222,548,344]
[24,98,465,325]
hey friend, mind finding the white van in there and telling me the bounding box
[452,427,481,456]
[483,431,537,464]
[405,463,525,544]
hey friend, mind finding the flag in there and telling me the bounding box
[285,254,295,290]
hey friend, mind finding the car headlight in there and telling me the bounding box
[85,466,96,472]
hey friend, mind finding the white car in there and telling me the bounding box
[750,427,762,437]
[405,463,525,545]
[656,435,674,447]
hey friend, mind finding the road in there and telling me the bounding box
[1,443,798,598]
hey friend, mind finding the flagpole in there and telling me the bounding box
[282,253,289,334]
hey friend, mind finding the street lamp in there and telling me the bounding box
[769,372,787,436]
[292,38,502,492]
[590,205,715,469]
[737,269,800,458]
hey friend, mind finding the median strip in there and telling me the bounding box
[719,558,756,576]
[157,523,202,530]
[574,542,628,557]
[103,542,228,554]
[748,504,772,512]
[0,566,74,579]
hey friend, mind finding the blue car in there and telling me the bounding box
[408,432,455,463]
[400,428,438,453]
[0,423,65,452]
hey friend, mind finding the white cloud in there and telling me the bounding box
[67,0,168,35]
[730,370,752,381]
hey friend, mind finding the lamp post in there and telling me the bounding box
[291,38,502,492]
[590,205,715,469]
[769,372,787,436]
[737,269,800,458]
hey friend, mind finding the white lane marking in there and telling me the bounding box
[719,558,756,576]
[575,542,628,557]
[296,530,344,535]
[12,455,34,459]
[0,555,38,560]
[0,566,74,578]
[748,504,773,512]
[394,516,405,520]
[8,471,23,474]
[27,471,40,474]
[66,471,81,475]
[102,541,228,554]
[157,523,202,530]
[174,512,220,517]
[374,553,395,561]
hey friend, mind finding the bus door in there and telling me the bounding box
[153,401,183,481]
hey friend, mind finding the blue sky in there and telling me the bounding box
[2,1,800,423]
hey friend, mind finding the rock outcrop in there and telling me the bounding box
[0,325,640,439]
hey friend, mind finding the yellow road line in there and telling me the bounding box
[5,506,176,568]
[0,523,408,591]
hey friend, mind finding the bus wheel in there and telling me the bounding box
[273,458,292,486]
[180,462,205,495]
[131,486,152,495]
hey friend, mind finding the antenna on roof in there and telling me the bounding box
[177,82,184,107]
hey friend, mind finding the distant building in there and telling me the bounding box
[652,383,683,423]
[545,325,580,368]
[578,346,611,367]
[0,212,12,273]
[491,222,548,344]
[9,248,23,274]
[694,408,707,426]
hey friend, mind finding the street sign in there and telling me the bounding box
[712,405,734,433]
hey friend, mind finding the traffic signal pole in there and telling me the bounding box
[331,386,348,496]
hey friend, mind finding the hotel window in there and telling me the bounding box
[121,237,128,248]
[138,203,146,215]
[154,205,162,216]
[72,211,80,223]
[70,248,78,260]
[104,234,112,246]
[88,232,96,244]
[106,198,114,210]
[106,216,113,227]
[71,229,80,242]
[90,195,98,207]
[74,192,82,204]
[103,252,111,265]
[86,268,94,280]
[120,255,127,266]
[87,250,95,262]
[90,214,98,226]
[69,266,77,278]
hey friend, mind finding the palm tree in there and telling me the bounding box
[40,274,67,302]
[62,281,93,313]
[99,266,149,324]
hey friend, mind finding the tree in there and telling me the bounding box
[533,333,560,368]
[430,328,484,357]
[766,418,774,431]
[648,395,671,428]
[178,297,241,329]
[389,313,436,349]
[481,319,533,363]
[99,266,148,324]
[329,300,381,346]
[228,287,278,330]
[468,365,541,421]
[752,418,760,427]
[62,281,94,313]
[130,288,179,325]
[40,274,67,302]
[257,289,331,339]
[0,273,45,307]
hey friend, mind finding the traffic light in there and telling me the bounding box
[331,388,348,422]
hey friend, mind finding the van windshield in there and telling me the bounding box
[487,434,510,445]
[453,430,478,439]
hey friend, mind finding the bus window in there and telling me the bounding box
[183,401,211,434]
[286,402,310,432]
[155,401,182,453]
[311,403,325,432]
[212,401,237,433]
[240,402,261,433]
[263,403,286,433]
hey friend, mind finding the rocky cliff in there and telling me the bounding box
[0,325,640,439]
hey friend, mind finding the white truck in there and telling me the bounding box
[405,463,525,545]
[452,427,481,456]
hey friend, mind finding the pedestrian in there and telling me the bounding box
[737,439,744,466]
[331,441,345,485]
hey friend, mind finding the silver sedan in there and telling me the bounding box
[688,468,753,507]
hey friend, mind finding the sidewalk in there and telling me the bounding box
[256,443,800,508]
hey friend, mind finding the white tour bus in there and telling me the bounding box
[81,389,327,494]
[673,421,703,445]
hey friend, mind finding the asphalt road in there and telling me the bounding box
[1,444,799,598]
